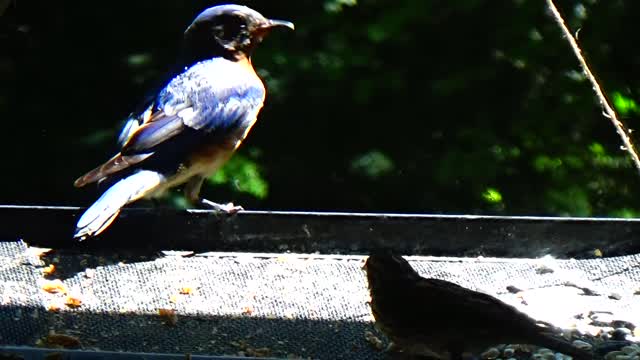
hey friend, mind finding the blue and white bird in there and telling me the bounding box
[73,5,294,240]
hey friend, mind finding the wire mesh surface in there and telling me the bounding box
[1,240,639,359]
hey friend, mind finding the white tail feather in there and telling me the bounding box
[74,170,164,240]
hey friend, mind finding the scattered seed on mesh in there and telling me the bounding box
[41,280,67,294]
[42,264,55,276]
[179,286,194,295]
[64,295,82,308]
[158,308,178,326]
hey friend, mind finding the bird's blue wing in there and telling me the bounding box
[122,86,264,156]
[116,57,198,147]
[76,58,265,186]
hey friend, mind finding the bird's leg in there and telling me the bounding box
[185,175,243,214]
[185,175,205,204]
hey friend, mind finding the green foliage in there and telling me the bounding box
[350,150,394,179]
[612,92,640,116]
[207,153,268,200]
[609,208,640,218]
[324,0,357,13]
[547,186,592,217]
[482,188,503,204]
[589,142,632,169]
[533,155,563,173]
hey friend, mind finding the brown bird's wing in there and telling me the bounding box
[417,277,537,329]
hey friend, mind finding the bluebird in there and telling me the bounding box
[365,251,592,360]
[73,5,293,240]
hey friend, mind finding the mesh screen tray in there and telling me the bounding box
[0,205,639,359]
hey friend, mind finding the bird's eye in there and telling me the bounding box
[213,14,246,41]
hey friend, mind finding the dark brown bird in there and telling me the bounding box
[364,251,593,360]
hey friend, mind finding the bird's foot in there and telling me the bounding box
[200,199,243,214]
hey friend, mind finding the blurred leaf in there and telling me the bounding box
[589,142,606,156]
[170,194,190,209]
[609,208,640,218]
[126,53,153,67]
[207,154,268,199]
[350,150,394,178]
[533,155,562,172]
[612,91,640,116]
[367,24,389,43]
[324,0,357,13]
[589,142,632,169]
[481,188,503,204]
[79,129,116,146]
[490,145,521,161]
[547,187,591,216]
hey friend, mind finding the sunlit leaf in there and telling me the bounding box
[588,142,605,156]
[207,154,268,199]
[612,91,640,116]
[482,188,503,203]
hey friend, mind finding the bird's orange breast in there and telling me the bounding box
[188,135,239,168]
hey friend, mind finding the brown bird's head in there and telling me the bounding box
[184,4,294,61]
[364,250,429,350]
[365,250,422,291]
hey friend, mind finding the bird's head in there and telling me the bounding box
[364,250,422,290]
[184,4,294,61]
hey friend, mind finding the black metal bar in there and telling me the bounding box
[0,346,278,359]
[0,205,638,257]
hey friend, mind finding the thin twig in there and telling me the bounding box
[546,0,640,174]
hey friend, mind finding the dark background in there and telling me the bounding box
[2,0,640,217]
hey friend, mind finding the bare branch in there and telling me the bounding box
[546,0,640,174]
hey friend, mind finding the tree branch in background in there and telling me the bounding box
[546,0,640,176]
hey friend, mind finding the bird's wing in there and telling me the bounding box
[117,106,153,147]
[415,278,539,331]
[117,57,201,147]
[75,59,265,187]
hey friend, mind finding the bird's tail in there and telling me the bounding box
[535,332,593,360]
[74,170,164,240]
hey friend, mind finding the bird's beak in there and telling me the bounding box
[265,19,295,31]
[251,18,294,40]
